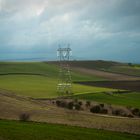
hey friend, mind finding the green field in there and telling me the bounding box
[0,75,115,98]
[0,61,140,139]
[73,92,140,108]
[0,61,139,108]
[0,62,104,81]
[0,120,139,140]
[0,62,115,98]
[108,66,140,77]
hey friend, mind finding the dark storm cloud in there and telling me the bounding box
[0,0,140,62]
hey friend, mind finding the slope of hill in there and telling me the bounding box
[0,62,104,81]
[0,61,139,98]
[0,62,116,98]
[70,60,122,69]
[0,75,115,98]
[51,60,140,77]
[0,61,140,137]
[1,90,140,135]
[72,67,140,81]
[67,60,140,77]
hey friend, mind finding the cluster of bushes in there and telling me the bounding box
[85,101,91,107]
[131,108,140,117]
[90,104,108,114]
[112,109,133,118]
[89,103,140,118]
[55,99,140,118]
[111,107,140,118]
[56,100,82,110]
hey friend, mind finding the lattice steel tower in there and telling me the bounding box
[57,44,72,96]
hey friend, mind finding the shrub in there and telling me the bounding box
[131,108,140,116]
[74,99,78,103]
[90,105,101,113]
[75,104,81,110]
[138,112,140,117]
[100,109,108,114]
[78,101,83,106]
[86,101,91,107]
[60,101,67,108]
[56,100,68,108]
[19,113,30,121]
[112,109,124,116]
[127,114,134,118]
[67,102,74,110]
[52,101,55,104]
[99,104,104,108]
[56,100,61,106]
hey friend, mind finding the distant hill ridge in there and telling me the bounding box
[49,60,140,77]
[49,60,124,69]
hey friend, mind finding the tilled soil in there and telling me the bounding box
[75,81,140,91]
[72,67,140,81]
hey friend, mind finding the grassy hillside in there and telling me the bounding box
[108,65,140,77]
[0,61,139,106]
[0,75,115,98]
[0,62,58,76]
[64,60,140,77]
[0,120,140,140]
[1,93,140,134]
[73,92,140,108]
[0,62,115,98]
[68,60,122,69]
[0,62,104,81]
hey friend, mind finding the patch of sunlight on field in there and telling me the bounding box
[0,75,115,98]
[73,84,117,95]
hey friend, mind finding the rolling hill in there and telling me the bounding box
[0,61,140,138]
[50,60,140,77]
[0,62,117,99]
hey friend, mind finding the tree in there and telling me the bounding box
[19,113,30,121]
[67,102,74,110]
[90,105,101,113]
[86,101,91,107]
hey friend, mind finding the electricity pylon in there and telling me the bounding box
[57,44,72,96]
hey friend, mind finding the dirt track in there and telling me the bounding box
[72,67,140,81]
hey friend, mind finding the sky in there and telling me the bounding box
[0,0,140,62]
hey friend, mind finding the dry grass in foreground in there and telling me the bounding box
[0,90,140,134]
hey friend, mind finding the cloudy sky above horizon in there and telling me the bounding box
[0,0,140,62]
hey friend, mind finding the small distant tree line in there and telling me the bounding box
[56,100,82,110]
[55,99,140,118]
